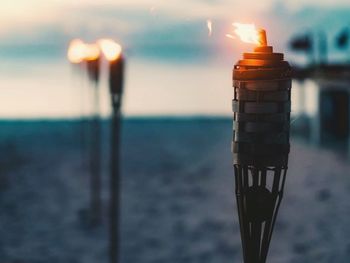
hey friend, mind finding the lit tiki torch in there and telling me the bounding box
[68,40,102,225]
[229,23,291,263]
[67,39,87,65]
[98,39,124,263]
[84,43,103,225]
[67,38,88,147]
[67,39,90,121]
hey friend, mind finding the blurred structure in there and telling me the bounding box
[335,28,349,50]
[290,33,314,64]
[290,26,350,156]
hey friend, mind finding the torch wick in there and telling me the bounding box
[258,29,268,46]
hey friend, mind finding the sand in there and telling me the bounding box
[0,119,349,263]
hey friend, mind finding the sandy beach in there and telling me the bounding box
[0,118,349,263]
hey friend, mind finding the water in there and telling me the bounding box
[1,119,350,263]
[1,56,349,153]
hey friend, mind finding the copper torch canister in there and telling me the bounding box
[109,54,124,108]
[232,29,292,263]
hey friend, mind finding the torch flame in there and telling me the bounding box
[207,19,212,36]
[84,43,100,61]
[225,34,235,39]
[227,22,261,45]
[98,39,122,61]
[67,39,87,64]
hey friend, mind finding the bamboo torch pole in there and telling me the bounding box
[86,44,102,225]
[99,39,124,263]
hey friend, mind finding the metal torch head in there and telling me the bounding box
[109,55,124,96]
[232,46,292,167]
[87,57,100,84]
[84,43,101,84]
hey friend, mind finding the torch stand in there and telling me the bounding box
[90,82,102,225]
[232,45,291,263]
[108,55,124,263]
[109,95,122,263]
[87,58,102,226]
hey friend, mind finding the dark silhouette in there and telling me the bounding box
[290,34,313,52]
[335,28,349,49]
[108,55,125,263]
[87,57,102,225]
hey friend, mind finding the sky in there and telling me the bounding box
[1,0,350,62]
[0,0,350,118]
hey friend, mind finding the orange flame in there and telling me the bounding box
[84,43,100,61]
[225,34,235,39]
[98,39,122,61]
[67,39,87,64]
[227,22,260,45]
[207,19,212,36]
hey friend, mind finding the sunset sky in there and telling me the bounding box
[1,0,350,118]
[1,0,350,61]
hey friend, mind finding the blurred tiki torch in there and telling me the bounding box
[68,40,102,225]
[67,38,89,151]
[67,39,87,65]
[85,43,103,225]
[67,40,102,225]
[99,39,124,263]
[229,23,292,263]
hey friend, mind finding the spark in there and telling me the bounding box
[207,19,212,36]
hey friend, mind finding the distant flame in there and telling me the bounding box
[84,43,100,61]
[225,34,235,39]
[227,22,260,45]
[207,19,212,36]
[67,39,87,64]
[98,39,122,61]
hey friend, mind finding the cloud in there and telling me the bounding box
[1,0,350,64]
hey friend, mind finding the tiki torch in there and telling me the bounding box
[67,39,87,65]
[99,39,124,263]
[68,40,103,225]
[67,39,88,150]
[229,23,292,263]
[67,40,101,225]
[84,43,103,225]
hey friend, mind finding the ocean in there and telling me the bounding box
[0,118,349,262]
[0,57,318,119]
